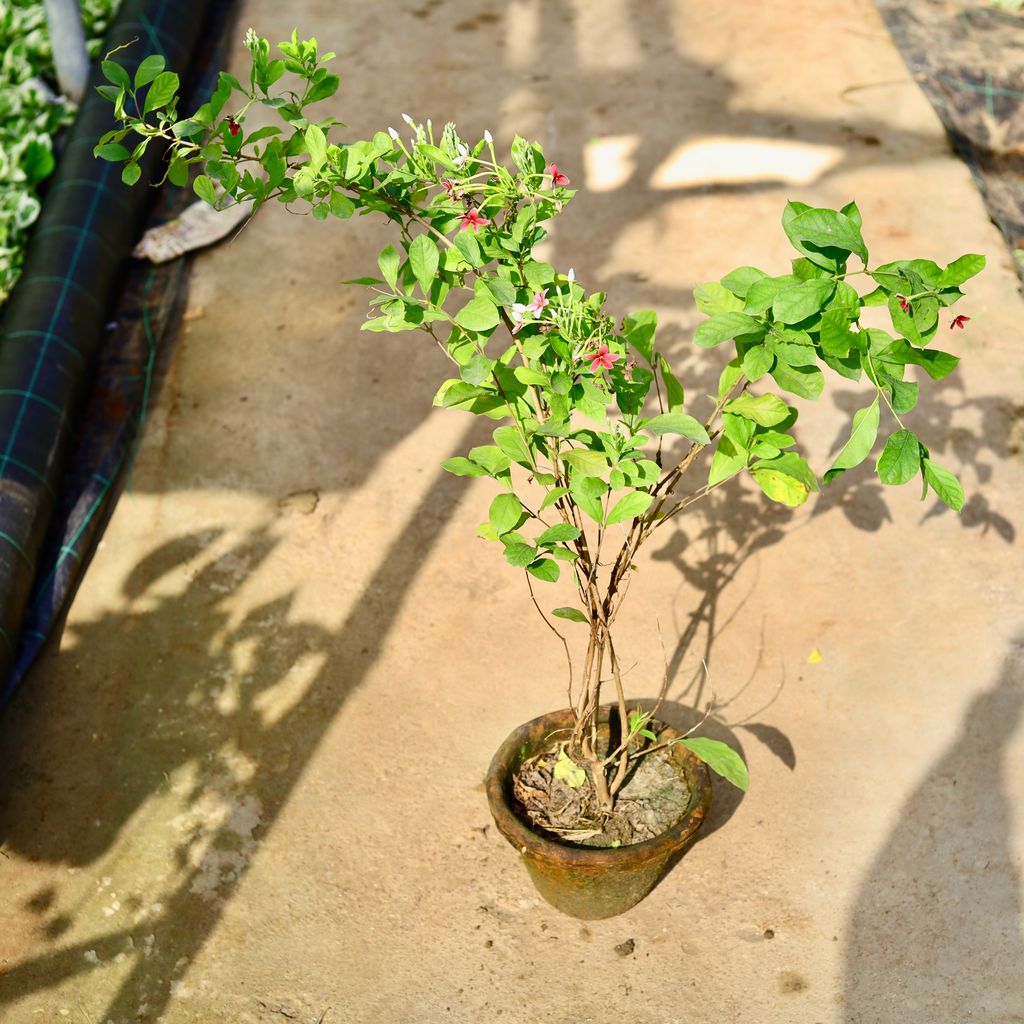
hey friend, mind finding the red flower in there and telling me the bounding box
[548,163,570,187]
[458,208,490,233]
[950,314,971,330]
[896,293,910,313]
[227,117,240,138]
[587,343,620,373]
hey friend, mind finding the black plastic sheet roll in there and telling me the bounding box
[0,0,220,700]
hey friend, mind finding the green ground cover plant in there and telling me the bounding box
[0,0,121,305]
[95,30,983,817]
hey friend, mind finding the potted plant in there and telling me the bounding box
[93,30,983,918]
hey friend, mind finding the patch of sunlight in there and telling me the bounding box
[650,136,844,189]
[252,649,328,727]
[503,0,539,68]
[585,135,638,193]
[569,0,641,68]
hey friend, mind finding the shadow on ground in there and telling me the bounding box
[843,635,1024,1022]
[0,441,471,1019]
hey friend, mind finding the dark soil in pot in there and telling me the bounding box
[513,730,694,848]
[486,705,712,919]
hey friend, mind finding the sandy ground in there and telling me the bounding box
[1,1,1023,1021]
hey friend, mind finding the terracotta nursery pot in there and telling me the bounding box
[485,705,712,919]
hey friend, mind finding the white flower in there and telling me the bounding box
[484,130,493,144]
[567,268,575,283]
[388,127,400,140]
[402,113,416,128]
[452,142,470,168]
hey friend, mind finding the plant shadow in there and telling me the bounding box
[842,635,1024,1021]
[0,444,471,1021]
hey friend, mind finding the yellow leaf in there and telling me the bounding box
[553,749,586,788]
[807,647,823,664]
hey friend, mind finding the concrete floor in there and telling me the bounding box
[1,1,1023,1021]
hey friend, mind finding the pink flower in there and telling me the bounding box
[510,303,527,334]
[459,208,490,233]
[548,163,570,187]
[896,293,910,313]
[587,343,620,373]
[440,178,457,196]
[526,291,548,316]
[950,314,971,330]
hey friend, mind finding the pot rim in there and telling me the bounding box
[485,705,712,866]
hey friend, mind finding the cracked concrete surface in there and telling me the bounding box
[1,1,1023,1021]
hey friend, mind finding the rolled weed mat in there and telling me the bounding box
[0,0,217,702]
[878,0,1024,284]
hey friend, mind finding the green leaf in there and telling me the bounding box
[552,607,589,623]
[504,542,538,568]
[606,491,653,525]
[770,362,824,400]
[569,475,608,523]
[378,244,399,289]
[537,524,581,545]
[527,558,560,583]
[143,71,179,114]
[540,487,569,511]
[330,192,356,219]
[876,429,921,486]
[708,436,747,486]
[514,367,549,387]
[121,162,141,186]
[455,296,500,332]
[772,279,834,324]
[101,60,131,91]
[720,266,767,298]
[922,459,965,511]
[788,206,868,266]
[193,174,217,206]
[94,142,131,162]
[304,124,328,170]
[744,275,798,314]
[409,234,439,294]
[741,345,774,382]
[819,308,855,357]
[885,339,959,381]
[693,311,763,348]
[307,73,340,104]
[824,397,879,483]
[493,425,533,466]
[468,445,510,476]
[940,253,985,288]
[623,310,657,364]
[454,231,483,267]
[484,277,517,306]
[657,354,685,411]
[441,456,487,477]
[489,493,524,536]
[167,157,188,187]
[724,393,790,427]
[694,281,744,315]
[134,54,166,89]
[562,449,607,477]
[642,412,710,444]
[679,738,749,792]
